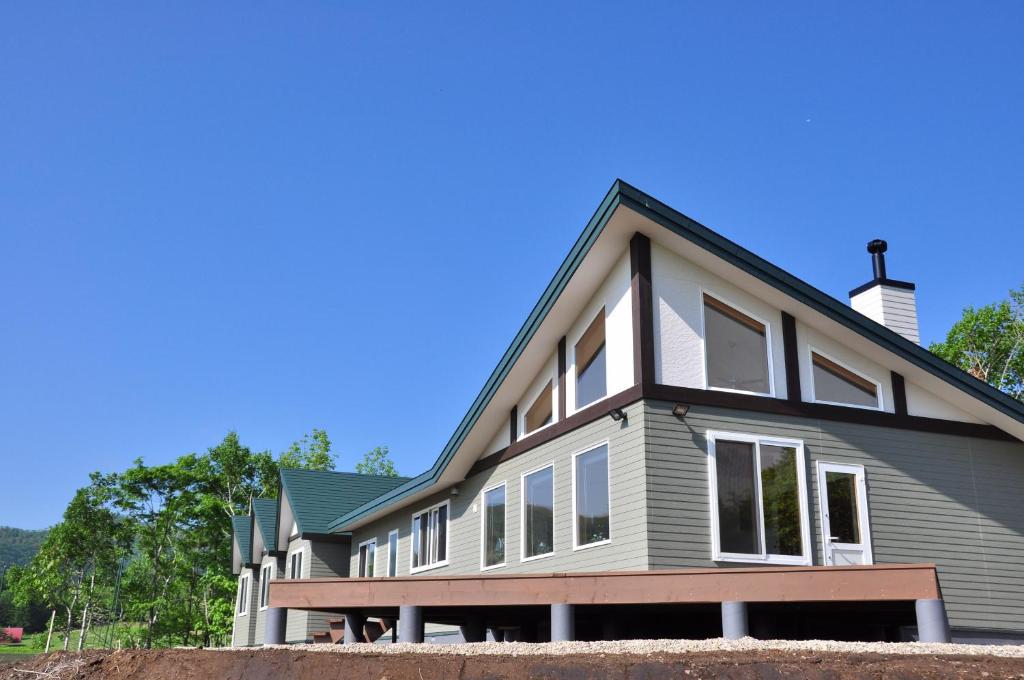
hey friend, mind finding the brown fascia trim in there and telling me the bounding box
[470,383,1016,475]
[557,337,567,421]
[781,311,802,403]
[891,371,909,417]
[301,532,352,544]
[629,233,655,386]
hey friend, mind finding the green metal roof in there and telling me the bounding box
[251,498,278,553]
[327,179,1024,533]
[280,468,411,536]
[231,515,252,568]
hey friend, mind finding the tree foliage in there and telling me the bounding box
[930,285,1024,401]
[5,428,388,650]
[279,429,335,471]
[355,445,399,477]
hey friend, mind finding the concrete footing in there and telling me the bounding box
[344,612,366,644]
[915,599,951,643]
[721,601,749,640]
[399,605,424,643]
[264,607,286,645]
[551,604,575,642]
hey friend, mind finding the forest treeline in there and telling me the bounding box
[0,430,396,650]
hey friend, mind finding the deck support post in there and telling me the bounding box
[344,612,366,644]
[399,605,424,643]
[551,604,575,642]
[460,612,486,643]
[264,607,286,645]
[721,601,749,640]
[488,627,505,642]
[915,599,950,643]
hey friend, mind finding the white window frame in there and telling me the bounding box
[409,499,451,574]
[706,430,812,566]
[386,529,399,577]
[237,574,250,616]
[571,441,612,551]
[520,462,556,562]
[258,563,273,611]
[357,538,377,578]
[287,548,304,580]
[479,481,508,571]
[571,307,608,414]
[816,461,874,565]
[699,289,776,398]
[807,346,884,411]
[520,372,557,438]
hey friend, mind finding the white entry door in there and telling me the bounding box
[817,462,873,566]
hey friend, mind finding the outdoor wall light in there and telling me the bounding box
[672,403,690,418]
[608,408,627,422]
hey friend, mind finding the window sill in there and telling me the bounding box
[480,562,506,572]
[713,554,811,567]
[812,398,883,412]
[573,538,611,552]
[410,560,449,575]
[521,551,555,563]
[706,385,774,398]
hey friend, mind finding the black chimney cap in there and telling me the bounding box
[848,239,915,297]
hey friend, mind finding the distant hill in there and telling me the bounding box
[0,526,49,566]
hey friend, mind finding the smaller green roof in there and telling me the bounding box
[280,468,411,536]
[231,515,252,571]
[252,498,279,553]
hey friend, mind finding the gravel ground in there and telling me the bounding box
[258,637,1024,658]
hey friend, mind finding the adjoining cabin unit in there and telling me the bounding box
[230,469,409,646]
[256,181,1024,646]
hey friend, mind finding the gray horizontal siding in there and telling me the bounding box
[644,399,1024,632]
[349,400,649,578]
[231,568,259,647]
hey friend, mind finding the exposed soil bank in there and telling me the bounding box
[4,647,1024,680]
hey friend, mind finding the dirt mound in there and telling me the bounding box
[3,647,1023,679]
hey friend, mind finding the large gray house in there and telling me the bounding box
[236,181,1024,646]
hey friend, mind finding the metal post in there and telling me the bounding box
[550,604,575,642]
[915,599,951,643]
[264,608,287,645]
[721,601,749,640]
[398,605,423,643]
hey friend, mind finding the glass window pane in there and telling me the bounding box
[483,486,506,567]
[715,440,760,554]
[575,311,607,408]
[525,382,553,433]
[825,471,861,543]
[760,445,802,557]
[367,541,375,576]
[436,505,448,563]
[388,532,398,577]
[524,467,554,558]
[575,445,610,546]
[812,354,878,408]
[704,296,770,394]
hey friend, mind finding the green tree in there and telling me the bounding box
[279,429,336,471]
[931,285,1024,401]
[355,446,399,477]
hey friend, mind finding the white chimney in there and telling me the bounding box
[849,239,920,344]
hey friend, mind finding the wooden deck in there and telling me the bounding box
[270,563,941,610]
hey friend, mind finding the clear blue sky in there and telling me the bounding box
[2,3,1022,530]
